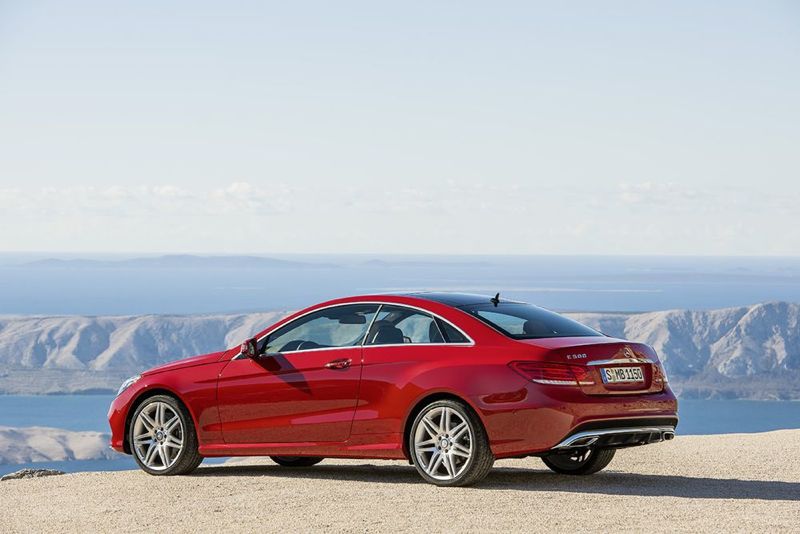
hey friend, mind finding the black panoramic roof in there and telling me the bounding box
[403,292,497,307]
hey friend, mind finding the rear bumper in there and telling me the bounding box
[552,423,676,450]
[472,380,679,458]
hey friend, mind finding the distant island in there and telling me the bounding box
[23,254,338,270]
[0,303,798,399]
[0,426,118,465]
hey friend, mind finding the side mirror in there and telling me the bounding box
[240,337,259,359]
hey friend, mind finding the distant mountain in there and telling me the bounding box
[24,255,338,270]
[0,426,118,464]
[0,303,798,398]
[0,312,284,394]
[569,302,800,400]
[362,259,493,268]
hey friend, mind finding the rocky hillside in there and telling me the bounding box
[570,301,800,399]
[0,303,798,399]
[0,312,283,371]
[0,312,284,394]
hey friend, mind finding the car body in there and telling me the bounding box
[109,292,678,485]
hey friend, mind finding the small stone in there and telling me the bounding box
[1,468,66,481]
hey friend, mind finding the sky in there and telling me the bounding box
[0,1,798,255]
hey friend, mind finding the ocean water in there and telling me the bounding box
[2,254,800,315]
[0,394,219,476]
[0,394,118,431]
[1,395,798,475]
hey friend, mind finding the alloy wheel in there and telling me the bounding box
[413,406,473,481]
[132,401,184,471]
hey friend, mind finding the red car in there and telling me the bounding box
[108,293,678,486]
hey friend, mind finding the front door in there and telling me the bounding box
[217,304,378,444]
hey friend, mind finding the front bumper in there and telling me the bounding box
[107,388,137,453]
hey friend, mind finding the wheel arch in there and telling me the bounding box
[400,390,486,461]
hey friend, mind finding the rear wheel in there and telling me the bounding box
[542,448,616,475]
[270,456,324,467]
[409,399,494,487]
[129,395,203,476]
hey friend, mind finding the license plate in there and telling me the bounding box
[601,366,644,384]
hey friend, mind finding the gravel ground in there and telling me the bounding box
[1,430,799,533]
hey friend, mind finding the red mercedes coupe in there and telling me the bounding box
[108,293,678,486]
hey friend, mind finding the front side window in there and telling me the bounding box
[262,304,379,352]
[365,305,451,345]
[461,302,602,339]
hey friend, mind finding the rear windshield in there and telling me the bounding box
[461,302,602,339]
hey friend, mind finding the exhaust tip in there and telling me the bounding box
[570,436,599,447]
[662,431,675,441]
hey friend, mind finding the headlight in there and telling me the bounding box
[117,374,141,396]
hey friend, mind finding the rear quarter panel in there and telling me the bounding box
[351,332,677,459]
[351,343,527,450]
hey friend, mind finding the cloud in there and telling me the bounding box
[1,182,297,218]
[208,182,295,214]
[617,181,702,206]
[3,180,795,222]
[2,179,798,255]
[152,185,192,198]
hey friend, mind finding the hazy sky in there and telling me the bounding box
[1,1,798,255]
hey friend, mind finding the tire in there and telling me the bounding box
[270,456,324,467]
[129,394,203,476]
[541,448,616,475]
[409,399,494,487]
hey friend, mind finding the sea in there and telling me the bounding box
[2,254,800,315]
[1,395,798,476]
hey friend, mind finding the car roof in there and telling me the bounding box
[392,292,495,307]
[250,292,523,345]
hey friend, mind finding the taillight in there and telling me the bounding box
[509,361,596,386]
[654,363,669,384]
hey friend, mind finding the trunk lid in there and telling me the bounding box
[517,336,666,395]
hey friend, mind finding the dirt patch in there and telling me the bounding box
[2,430,799,533]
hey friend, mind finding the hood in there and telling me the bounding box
[142,349,231,376]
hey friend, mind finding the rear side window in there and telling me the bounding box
[436,318,469,343]
[366,305,440,345]
[364,305,470,345]
[461,303,601,340]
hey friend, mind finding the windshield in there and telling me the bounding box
[461,302,602,339]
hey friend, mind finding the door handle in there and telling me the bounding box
[325,358,352,370]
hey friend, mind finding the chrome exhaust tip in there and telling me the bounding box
[553,426,677,450]
[569,436,599,448]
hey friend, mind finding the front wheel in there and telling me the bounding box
[270,456,324,467]
[129,395,203,476]
[541,448,616,475]
[409,399,494,487]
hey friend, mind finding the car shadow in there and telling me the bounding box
[191,462,800,502]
